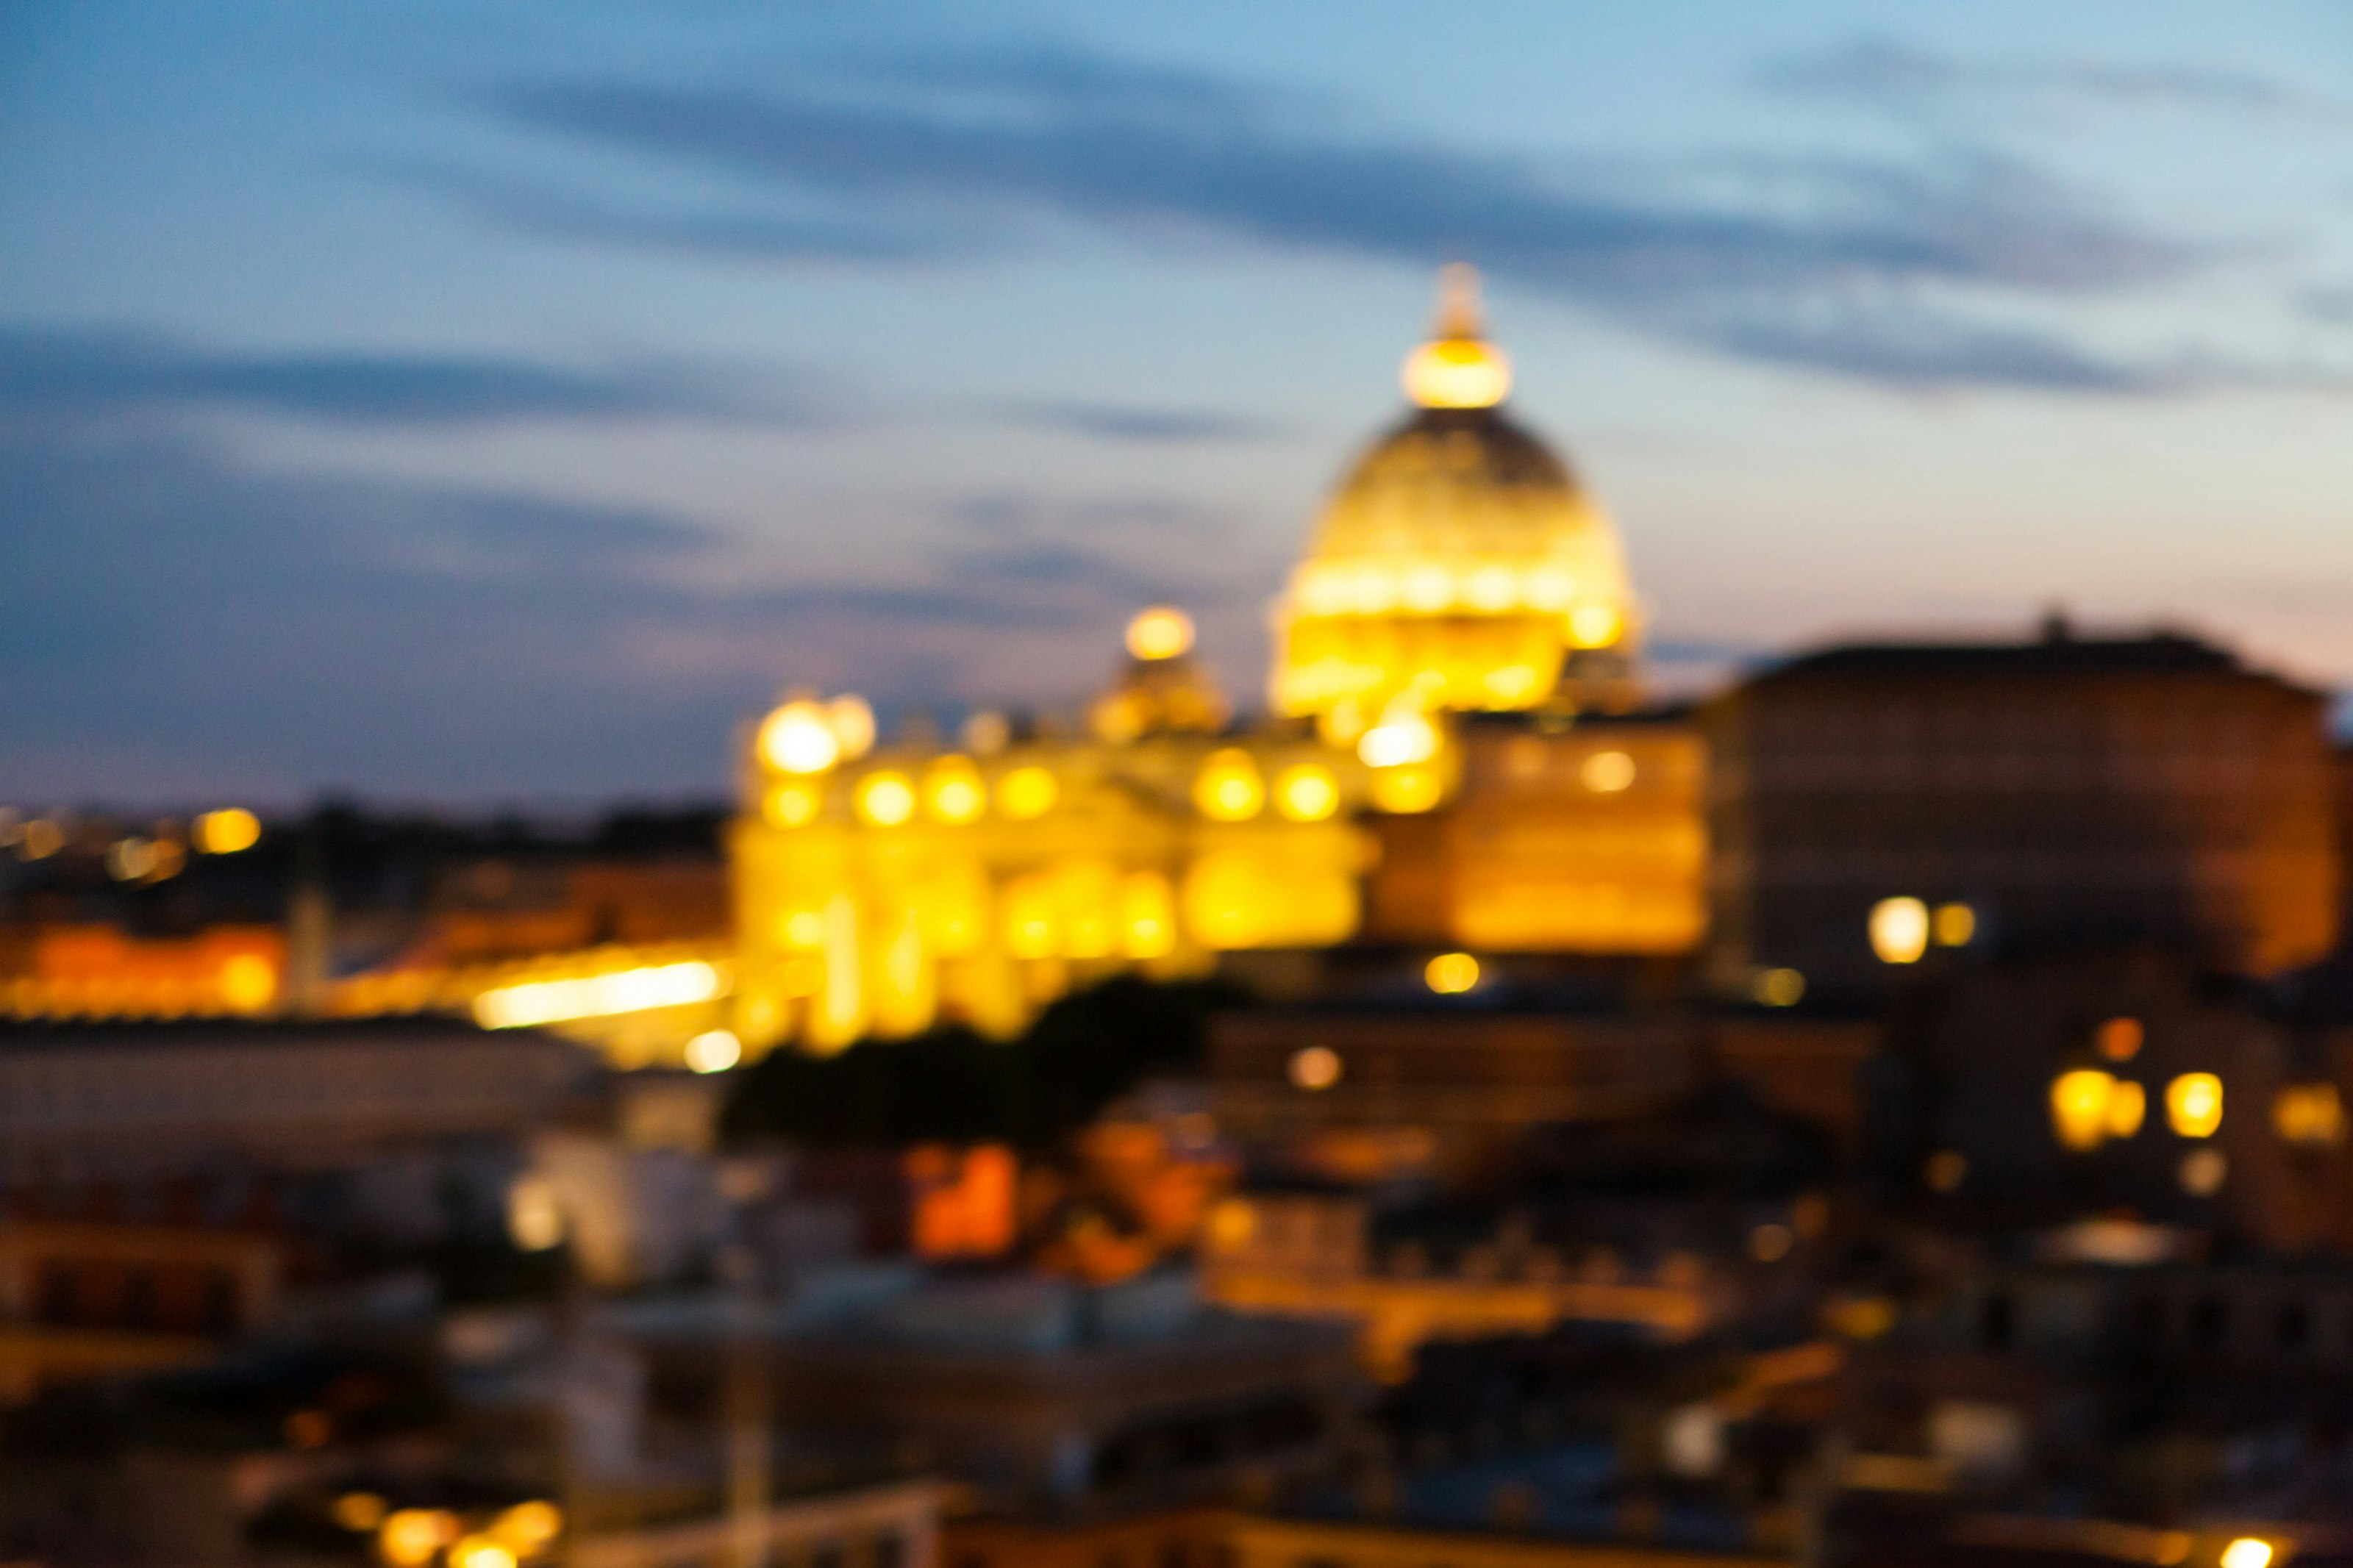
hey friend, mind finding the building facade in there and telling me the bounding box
[1703,629,2340,997]
[726,271,1710,1056]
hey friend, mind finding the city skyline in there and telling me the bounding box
[8,1,2353,803]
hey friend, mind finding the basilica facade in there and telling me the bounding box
[727,270,1710,1053]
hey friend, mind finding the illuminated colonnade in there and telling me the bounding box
[729,645,1414,1052]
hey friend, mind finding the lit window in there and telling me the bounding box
[1288,1045,1343,1090]
[1425,952,1479,994]
[1868,897,1929,964]
[2166,1073,2224,1139]
[855,771,917,826]
[1580,751,1635,792]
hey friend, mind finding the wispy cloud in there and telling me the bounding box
[0,413,1257,797]
[0,325,813,430]
[989,401,1288,443]
[1761,38,2353,127]
[416,45,2252,395]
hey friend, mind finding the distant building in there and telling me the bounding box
[0,1219,282,1401]
[1883,951,2353,1251]
[0,1017,593,1184]
[757,1269,1363,1517]
[1703,627,2340,995]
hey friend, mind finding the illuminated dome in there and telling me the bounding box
[1271,265,1639,732]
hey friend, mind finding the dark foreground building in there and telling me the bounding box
[1704,626,2339,997]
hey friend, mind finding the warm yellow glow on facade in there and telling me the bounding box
[379,1510,460,1568]
[1359,706,1439,768]
[192,807,262,854]
[1580,750,1635,792]
[2051,1070,2118,1152]
[1754,967,1805,1006]
[2274,1081,2344,1145]
[995,765,1058,819]
[827,694,876,759]
[1125,606,1196,660]
[2166,1073,2224,1138]
[722,268,1704,1051]
[1121,870,1177,958]
[1868,897,1930,964]
[490,1503,563,1555]
[1274,763,1340,822]
[763,782,821,828]
[2221,1542,2273,1568]
[2104,1078,2146,1139]
[332,1493,388,1532]
[1402,335,1511,409]
[507,1176,565,1252]
[1567,602,1623,648]
[854,770,917,826]
[1368,764,1445,814]
[758,699,840,774]
[1932,902,1977,946]
[1195,749,1266,821]
[474,960,724,1028]
[685,1028,741,1073]
[924,756,986,823]
[218,952,278,1013]
[1424,951,1479,994]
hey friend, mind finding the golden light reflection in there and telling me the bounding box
[685,1028,741,1073]
[1274,762,1340,822]
[474,960,723,1028]
[827,695,876,759]
[1368,764,1444,813]
[1359,705,1439,768]
[449,1536,518,1568]
[1754,967,1805,1007]
[218,953,278,1014]
[1580,750,1635,792]
[855,771,917,826]
[996,765,1058,819]
[2096,1017,2143,1062]
[1932,901,1976,946]
[763,782,821,828]
[2221,1542,2272,1568]
[2165,1073,2224,1139]
[1126,606,1196,660]
[1567,602,1622,648]
[758,699,840,774]
[924,757,986,823]
[1195,749,1265,821]
[1121,870,1176,958]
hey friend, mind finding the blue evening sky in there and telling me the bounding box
[5,1,2352,802]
